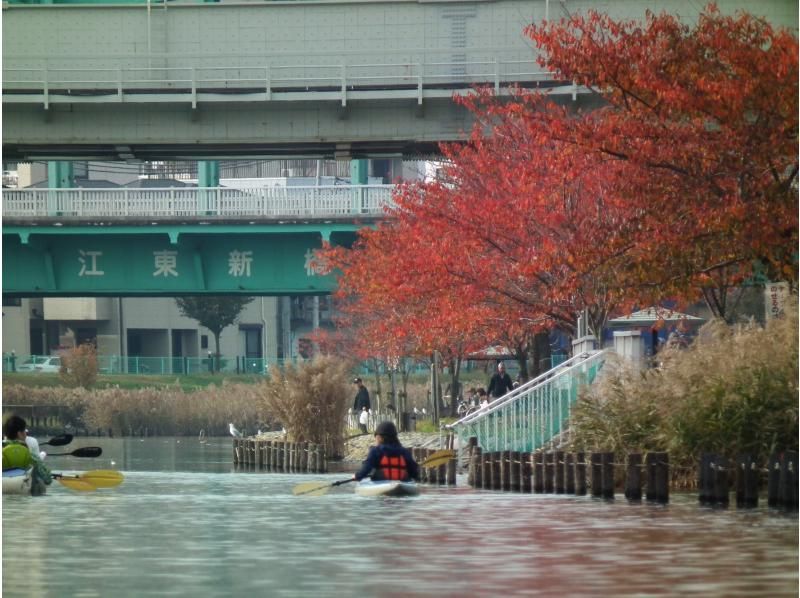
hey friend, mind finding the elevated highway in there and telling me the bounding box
[4,0,794,161]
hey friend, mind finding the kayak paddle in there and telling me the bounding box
[41,433,74,447]
[54,469,124,492]
[46,447,102,458]
[292,449,457,496]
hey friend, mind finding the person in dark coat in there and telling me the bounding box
[487,362,514,399]
[352,377,371,412]
[353,421,419,482]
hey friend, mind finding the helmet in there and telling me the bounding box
[374,421,398,438]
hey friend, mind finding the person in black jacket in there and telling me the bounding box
[353,421,419,482]
[487,362,514,399]
[352,377,371,412]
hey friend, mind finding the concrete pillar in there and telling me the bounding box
[198,161,219,215]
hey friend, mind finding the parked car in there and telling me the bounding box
[16,356,62,373]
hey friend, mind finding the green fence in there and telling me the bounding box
[450,350,607,453]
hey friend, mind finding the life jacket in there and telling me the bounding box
[3,441,33,471]
[378,453,408,481]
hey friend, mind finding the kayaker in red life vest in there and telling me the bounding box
[353,421,420,482]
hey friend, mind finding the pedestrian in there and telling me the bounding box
[487,362,514,399]
[358,407,370,434]
[477,388,489,408]
[353,421,420,482]
[352,377,371,413]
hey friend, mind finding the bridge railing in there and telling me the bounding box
[1,185,395,219]
[3,56,576,104]
[449,350,607,453]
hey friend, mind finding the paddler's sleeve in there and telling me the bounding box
[354,446,381,481]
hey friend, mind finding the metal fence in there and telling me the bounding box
[449,350,607,453]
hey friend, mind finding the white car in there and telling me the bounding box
[16,356,62,373]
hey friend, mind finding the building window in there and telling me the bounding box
[2,296,21,307]
[200,335,208,350]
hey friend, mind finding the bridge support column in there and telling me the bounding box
[47,161,74,216]
[198,161,220,215]
[350,159,368,214]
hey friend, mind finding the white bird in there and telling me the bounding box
[229,423,243,438]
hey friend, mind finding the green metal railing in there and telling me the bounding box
[1,354,310,375]
[449,350,607,453]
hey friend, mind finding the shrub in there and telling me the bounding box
[570,299,799,486]
[59,343,98,388]
[260,356,350,458]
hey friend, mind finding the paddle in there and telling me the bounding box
[292,449,457,497]
[40,434,74,447]
[54,469,124,492]
[46,447,102,458]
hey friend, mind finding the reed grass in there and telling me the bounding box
[570,300,799,486]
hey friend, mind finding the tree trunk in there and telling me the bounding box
[212,331,222,373]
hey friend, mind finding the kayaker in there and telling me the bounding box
[353,421,420,483]
[3,415,52,494]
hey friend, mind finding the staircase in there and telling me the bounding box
[449,350,607,453]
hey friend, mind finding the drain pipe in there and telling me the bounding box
[260,297,268,375]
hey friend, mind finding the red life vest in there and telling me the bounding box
[378,454,408,481]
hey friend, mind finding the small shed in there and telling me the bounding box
[608,307,706,356]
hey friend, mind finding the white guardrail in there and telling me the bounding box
[1,185,395,219]
[2,57,580,105]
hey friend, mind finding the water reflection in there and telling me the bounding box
[3,438,798,597]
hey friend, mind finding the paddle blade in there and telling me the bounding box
[79,470,123,488]
[42,434,74,447]
[72,447,103,458]
[56,477,96,492]
[420,449,456,469]
[293,481,334,497]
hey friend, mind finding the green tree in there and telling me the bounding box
[175,296,254,372]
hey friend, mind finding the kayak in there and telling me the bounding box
[355,480,420,497]
[3,468,33,495]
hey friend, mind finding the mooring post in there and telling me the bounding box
[554,450,565,493]
[467,437,478,486]
[590,453,602,497]
[625,453,642,501]
[736,454,759,508]
[491,452,502,490]
[446,456,457,486]
[481,450,491,490]
[653,452,669,503]
[472,447,483,488]
[500,450,511,491]
[711,454,729,506]
[575,452,587,495]
[601,452,615,499]
[565,453,575,494]
[544,452,555,493]
[767,452,781,507]
[509,451,521,492]
[779,450,798,509]
[522,452,532,493]
[533,452,544,493]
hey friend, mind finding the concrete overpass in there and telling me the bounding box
[4,0,795,161]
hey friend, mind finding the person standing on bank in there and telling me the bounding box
[487,362,514,400]
[352,377,371,413]
[353,421,419,482]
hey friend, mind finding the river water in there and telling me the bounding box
[3,437,798,597]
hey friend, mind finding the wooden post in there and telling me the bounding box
[544,452,555,493]
[575,452,587,495]
[554,450,565,493]
[509,451,521,492]
[590,453,602,497]
[625,453,642,501]
[232,439,240,465]
[438,459,448,486]
[779,450,798,509]
[736,454,759,508]
[767,452,781,507]
[491,452,501,490]
[601,452,615,499]
[500,450,511,491]
[481,451,491,490]
[565,453,575,494]
[698,453,711,504]
[446,457,457,486]
[532,452,544,493]
[471,447,483,488]
[711,454,729,506]
[320,445,327,473]
[466,437,478,487]
[522,452,532,493]
[654,452,669,503]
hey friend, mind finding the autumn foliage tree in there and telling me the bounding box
[319,4,797,389]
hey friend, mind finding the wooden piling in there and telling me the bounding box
[565,453,575,495]
[500,451,511,491]
[522,452,532,493]
[472,447,483,488]
[544,452,555,493]
[491,452,501,490]
[466,437,478,487]
[446,457,457,486]
[779,450,798,509]
[554,451,565,494]
[601,452,615,499]
[767,452,781,507]
[625,453,642,501]
[532,452,544,493]
[509,451,521,492]
[711,454,728,506]
[698,453,712,504]
[575,452,587,495]
[736,454,759,508]
[481,451,491,490]
[590,453,602,497]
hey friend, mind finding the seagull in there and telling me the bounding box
[229,423,243,438]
